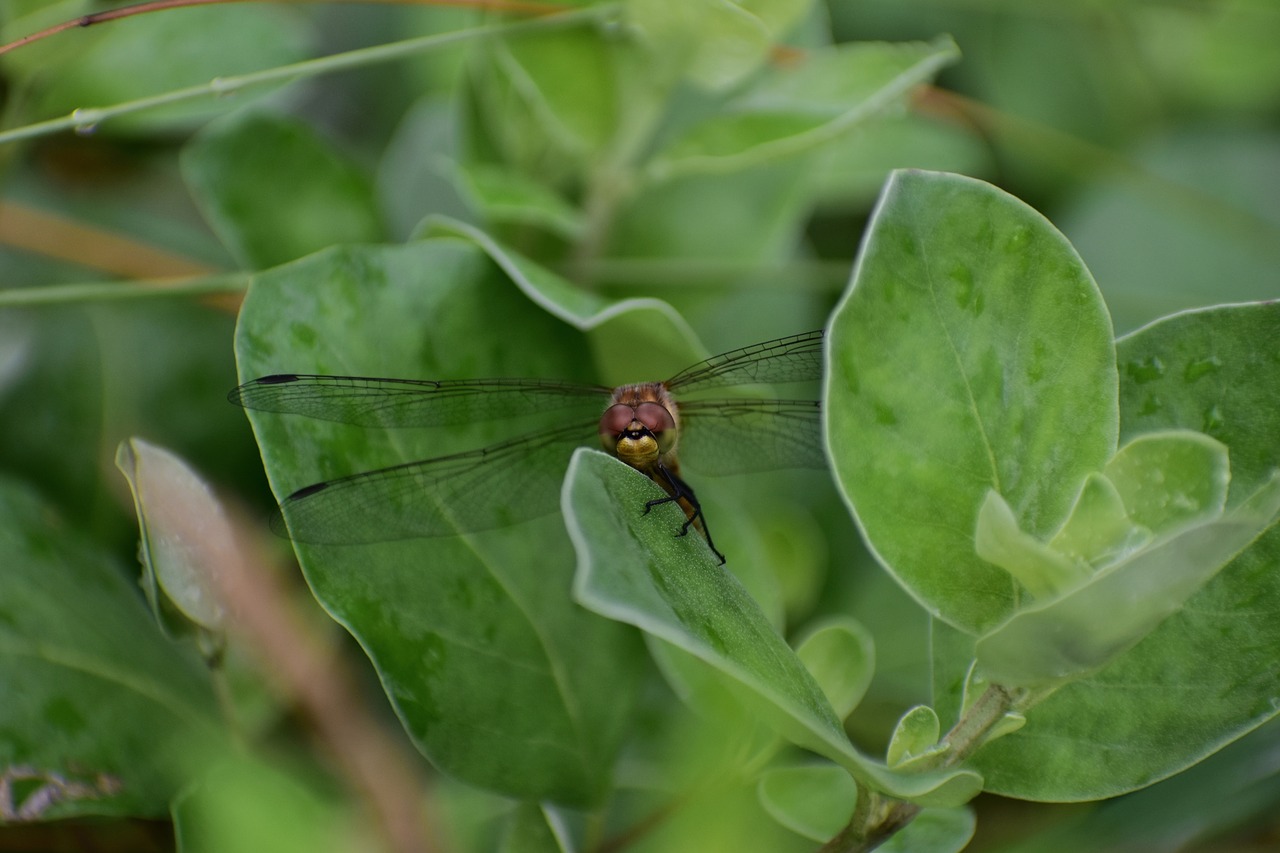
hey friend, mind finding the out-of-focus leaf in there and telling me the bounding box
[628,0,809,92]
[812,112,993,207]
[827,169,1117,634]
[172,751,355,853]
[758,763,856,841]
[378,97,473,240]
[1059,128,1280,333]
[794,617,874,720]
[650,39,960,180]
[233,240,644,807]
[1134,1,1280,113]
[183,111,385,269]
[422,216,700,383]
[115,438,230,631]
[880,806,975,853]
[0,307,104,527]
[0,477,216,819]
[489,25,618,158]
[565,449,984,807]
[606,159,815,286]
[496,802,566,853]
[10,4,312,133]
[454,163,584,240]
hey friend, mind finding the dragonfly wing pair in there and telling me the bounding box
[231,330,825,546]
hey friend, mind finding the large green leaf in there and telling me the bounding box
[968,302,1280,800]
[827,170,1118,633]
[232,240,644,806]
[986,716,1280,853]
[565,449,984,807]
[0,477,216,819]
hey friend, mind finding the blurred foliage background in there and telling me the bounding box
[1,0,1278,850]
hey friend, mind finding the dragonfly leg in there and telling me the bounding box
[646,464,726,565]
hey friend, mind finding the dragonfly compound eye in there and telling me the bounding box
[599,403,636,445]
[634,402,676,453]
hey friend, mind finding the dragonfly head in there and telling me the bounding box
[600,401,676,469]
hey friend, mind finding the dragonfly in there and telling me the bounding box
[229,329,825,563]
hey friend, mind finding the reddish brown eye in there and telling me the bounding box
[635,402,675,435]
[599,404,635,440]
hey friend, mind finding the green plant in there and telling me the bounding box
[2,1,1278,851]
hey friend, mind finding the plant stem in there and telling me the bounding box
[819,684,1017,852]
[938,683,1016,766]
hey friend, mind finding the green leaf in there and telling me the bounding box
[605,160,815,271]
[649,39,961,180]
[183,111,385,269]
[488,25,619,157]
[1059,128,1280,333]
[496,801,566,853]
[565,449,984,807]
[423,217,703,383]
[827,169,1118,633]
[115,438,230,631]
[233,240,643,806]
[976,472,1280,687]
[627,0,788,92]
[794,617,875,720]
[975,430,1231,605]
[1102,430,1230,534]
[757,763,856,842]
[758,763,976,851]
[0,477,216,819]
[1048,472,1150,568]
[453,163,585,240]
[886,705,942,769]
[986,717,1280,853]
[880,807,975,853]
[969,302,1280,800]
[172,751,352,853]
[465,21,625,183]
[973,490,1091,599]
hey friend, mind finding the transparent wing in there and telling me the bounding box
[664,329,824,395]
[231,375,610,428]
[677,399,825,476]
[272,420,598,544]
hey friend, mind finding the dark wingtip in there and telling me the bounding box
[229,374,301,407]
[288,481,331,500]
